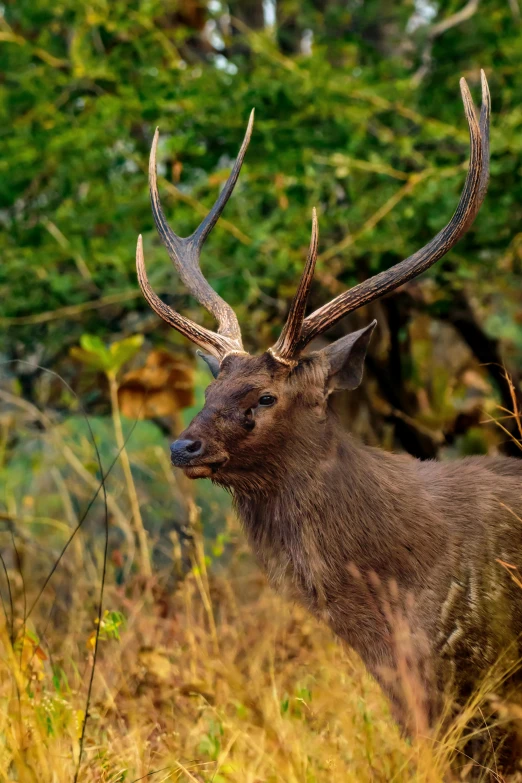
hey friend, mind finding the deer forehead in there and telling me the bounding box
[204,352,325,405]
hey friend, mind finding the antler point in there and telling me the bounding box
[150,129,160,161]
[311,207,319,236]
[459,76,470,96]
[480,69,491,107]
[246,109,255,137]
[459,77,479,132]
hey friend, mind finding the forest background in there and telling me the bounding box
[0,0,522,781]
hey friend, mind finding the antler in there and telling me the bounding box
[271,71,491,361]
[270,208,319,361]
[136,111,254,360]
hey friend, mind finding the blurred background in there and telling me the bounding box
[0,2,522,780]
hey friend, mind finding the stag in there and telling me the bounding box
[137,72,522,766]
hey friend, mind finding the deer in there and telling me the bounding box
[136,71,522,769]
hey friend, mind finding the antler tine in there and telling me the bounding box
[193,109,255,249]
[149,111,255,348]
[458,69,491,234]
[271,208,319,361]
[478,69,491,205]
[293,73,489,354]
[136,235,240,360]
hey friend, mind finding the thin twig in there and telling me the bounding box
[73,464,109,783]
[0,386,137,575]
[0,551,14,644]
[0,290,142,327]
[412,0,481,85]
[318,163,463,263]
[9,528,27,666]
[107,370,151,577]
[40,217,95,283]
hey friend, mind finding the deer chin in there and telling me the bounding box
[183,465,213,479]
[183,457,228,480]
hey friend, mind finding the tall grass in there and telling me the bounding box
[0,367,520,781]
[2,519,520,782]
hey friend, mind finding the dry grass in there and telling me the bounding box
[0,532,518,783]
[0,368,521,782]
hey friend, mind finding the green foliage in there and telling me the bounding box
[198,718,224,761]
[281,681,314,719]
[70,333,143,373]
[1,0,521,369]
[96,609,127,641]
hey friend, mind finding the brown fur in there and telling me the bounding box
[174,348,522,765]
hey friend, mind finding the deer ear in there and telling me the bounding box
[196,350,220,378]
[321,320,377,392]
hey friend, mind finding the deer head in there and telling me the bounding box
[137,73,490,488]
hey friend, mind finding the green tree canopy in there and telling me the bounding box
[1,0,521,454]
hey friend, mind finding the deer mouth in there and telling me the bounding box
[183,457,228,479]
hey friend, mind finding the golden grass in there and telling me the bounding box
[0,367,520,782]
[1,538,517,783]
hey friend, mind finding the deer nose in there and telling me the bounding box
[170,438,204,466]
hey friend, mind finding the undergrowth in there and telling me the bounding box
[0,364,520,782]
[1,527,519,783]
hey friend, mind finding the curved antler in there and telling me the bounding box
[137,112,254,359]
[136,236,242,358]
[270,208,319,361]
[271,71,490,360]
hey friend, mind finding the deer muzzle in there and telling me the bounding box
[170,438,228,479]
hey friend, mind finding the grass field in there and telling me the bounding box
[1,524,519,783]
[0,370,520,782]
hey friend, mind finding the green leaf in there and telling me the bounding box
[80,334,112,369]
[69,345,111,372]
[80,334,111,356]
[108,335,144,372]
[71,334,143,373]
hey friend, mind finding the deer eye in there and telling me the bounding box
[258,394,276,407]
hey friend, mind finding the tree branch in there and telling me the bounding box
[412,0,480,85]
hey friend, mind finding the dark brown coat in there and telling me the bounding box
[174,346,522,734]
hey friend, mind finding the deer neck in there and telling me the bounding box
[233,425,447,624]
